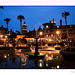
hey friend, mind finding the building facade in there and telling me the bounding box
[16,18,75,45]
[42,18,75,44]
[0,25,7,35]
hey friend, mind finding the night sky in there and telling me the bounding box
[0,6,75,32]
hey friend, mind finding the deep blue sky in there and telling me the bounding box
[0,6,75,32]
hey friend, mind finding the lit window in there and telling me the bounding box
[46,25,48,28]
[57,26,59,28]
[63,39,66,41]
[51,34,53,37]
[46,35,48,37]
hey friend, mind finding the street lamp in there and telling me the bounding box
[56,31,60,43]
[56,31,60,35]
[5,35,7,38]
[0,35,3,38]
[49,39,52,42]
[39,32,43,36]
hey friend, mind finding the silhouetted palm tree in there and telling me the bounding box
[0,6,4,9]
[62,12,70,42]
[17,15,25,34]
[4,18,11,31]
[62,12,70,25]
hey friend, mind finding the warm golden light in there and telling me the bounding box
[9,44,12,47]
[46,54,48,57]
[5,36,7,38]
[39,62,42,67]
[4,55,7,58]
[56,31,60,35]
[47,57,53,60]
[57,65,59,69]
[46,64,48,66]
[0,35,3,38]
[49,39,52,42]
[39,32,43,35]
[51,54,53,58]
[49,52,51,54]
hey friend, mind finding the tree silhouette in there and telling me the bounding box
[17,15,25,34]
[62,12,70,42]
[4,18,11,31]
[62,12,70,25]
[0,6,4,9]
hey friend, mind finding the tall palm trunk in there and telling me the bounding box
[6,21,8,30]
[65,16,67,26]
[65,16,68,42]
[20,19,22,34]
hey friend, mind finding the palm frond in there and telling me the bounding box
[4,18,11,22]
[62,13,64,17]
[17,15,25,20]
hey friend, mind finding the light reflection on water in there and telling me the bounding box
[0,50,75,69]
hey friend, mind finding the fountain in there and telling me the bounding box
[28,37,45,59]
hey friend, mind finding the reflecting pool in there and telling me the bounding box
[0,50,75,69]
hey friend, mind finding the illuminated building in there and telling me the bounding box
[16,18,75,45]
[42,18,75,44]
[22,21,27,35]
[36,26,43,37]
[0,25,7,35]
[27,29,36,38]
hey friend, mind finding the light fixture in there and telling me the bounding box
[46,25,48,28]
[39,32,43,35]
[56,31,60,35]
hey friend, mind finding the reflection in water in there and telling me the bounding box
[4,54,7,59]
[21,54,27,67]
[39,62,42,67]
[46,63,48,67]
[57,65,59,69]
[0,50,75,69]
[39,60,43,67]
[56,56,59,59]
[8,54,9,57]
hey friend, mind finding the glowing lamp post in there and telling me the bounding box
[56,31,60,43]
[56,31,60,35]
[5,36,7,38]
[39,32,43,36]
[49,39,52,42]
[0,35,3,40]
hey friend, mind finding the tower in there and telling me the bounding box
[52,18,56,26]
[22,21,27,35]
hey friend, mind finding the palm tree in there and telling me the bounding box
[17,15,25,34]
[62,12,70,25]
[62,12,70,42]
[4,18,11,31]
